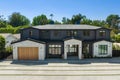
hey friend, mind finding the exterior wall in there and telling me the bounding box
[21,28,111,42]
[96,29,110,40]
[39,30,50,40]
[12,40,46,60]
[64,39,82,59]
[93,40,112,57]
[80,30,96,40]
[21,28,40,40]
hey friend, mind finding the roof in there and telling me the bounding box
[12,38,46,44]
[13,34,20,39]
[32,24,101,30]
[0,33,12,38]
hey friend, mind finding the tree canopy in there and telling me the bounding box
[8,12,30,27]
[71,13,86,24]
[0,15,7,28]
[32,14,48,25]
[106,14,120,29]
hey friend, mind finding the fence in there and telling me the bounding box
[112,50,120,57]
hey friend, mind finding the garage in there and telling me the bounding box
[12,39,46,60]
[18,47,38,60]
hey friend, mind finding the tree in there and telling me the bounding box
[48,19,54,24]
[0,15,7,28]
[32,14,48,25]
[54,20,61,24]
[50,14,54,20]
[62,17,72,24]
[81,18,92,25]
[0,36,5,53]
[71,13,86,24]
[8,12,30,27]
[106,14,120,28]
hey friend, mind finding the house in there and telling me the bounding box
[12,25,112,60]
[0,33,20,48]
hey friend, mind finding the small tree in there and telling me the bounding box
[0,36,5,53]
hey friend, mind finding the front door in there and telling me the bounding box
[67,45,79,56]
[64,39,82,59]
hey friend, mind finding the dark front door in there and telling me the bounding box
[67,45,79,56]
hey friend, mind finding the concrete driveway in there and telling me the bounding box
[0,57,120,80]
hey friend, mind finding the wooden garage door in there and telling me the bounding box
[18,47,38,60]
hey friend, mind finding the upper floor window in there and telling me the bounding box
[83,31,90,36]
[29,30,33,36]
[67,31,77,36]
[99,30,106,37]
[54,31,59,36]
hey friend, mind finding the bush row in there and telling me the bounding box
[0,25,29,34]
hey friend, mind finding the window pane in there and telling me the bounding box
[49,44,61,55]
[98,45,108,55]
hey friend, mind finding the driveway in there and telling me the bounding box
[0,57,120,80]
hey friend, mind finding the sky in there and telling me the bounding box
[0,0,120,22]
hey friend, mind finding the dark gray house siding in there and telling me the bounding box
[20,25,111,58]
[96,29,111,40]
[21,28,40,40]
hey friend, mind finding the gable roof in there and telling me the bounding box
[32,24,101,30]
[12,38,45,44]
[13,34,20,39]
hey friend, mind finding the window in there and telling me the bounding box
[29,31,33,36]
[67,45,78,53]
[83,43,89,54]
[83,31,90,36]
[98,45,108,55]
[67,31,77,36]
[54,31,59,36]
[49,44,61,55]
[99,30,106,37]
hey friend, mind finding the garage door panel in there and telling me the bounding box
[18,47,38,60]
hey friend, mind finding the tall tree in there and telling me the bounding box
[71,13,86,24]
[81,18,92,25]
[54,20,61,24]
[0,36,5,53]
[62,17,71,24]
[48,19,54,24]
[50,14,54,20]
[0,15,7,28]
[8,12,30,27]
[106,14,120,28]
[32,14,48,25]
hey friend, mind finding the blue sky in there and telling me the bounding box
[0,0,120,22]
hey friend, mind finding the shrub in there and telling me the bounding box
[0,35,5,53]
[5,47,12,53]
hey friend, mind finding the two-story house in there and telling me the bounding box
[12,25,112,60]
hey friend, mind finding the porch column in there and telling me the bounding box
[78,44,82,59]
[64,45,67,59]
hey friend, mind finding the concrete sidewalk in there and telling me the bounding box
[0,57,120,80]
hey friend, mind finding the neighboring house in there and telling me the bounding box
[0,33,20,48]
[12,25,112,60]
